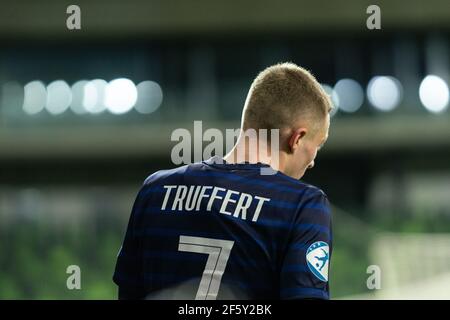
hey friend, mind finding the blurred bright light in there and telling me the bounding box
[105,78,138,114]
[23,81,47,115]
[135,81,163,114]
[334,79,364,113]
[70,80,89,115]
[83,79,107,114]
[46,80,72,115]
[419,75,449,113]
[367,76,402,112]
[321,84,339,117]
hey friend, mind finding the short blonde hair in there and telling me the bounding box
[242,62,332,135]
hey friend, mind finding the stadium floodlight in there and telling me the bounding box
[83,79,108,114]
[367,76,403,112]
[46,80,72,115]
[419,75,449,113]
[333,79,364,113]
[104,78,138,115]
[70,80,89,115]
[321,84,339,117]
[23,80,47,115]
[135,81,163,114]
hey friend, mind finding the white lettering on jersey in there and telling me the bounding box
[160,185,270,222]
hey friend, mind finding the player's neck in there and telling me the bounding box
[223,135,283,171]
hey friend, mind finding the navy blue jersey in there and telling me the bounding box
[113,156,332,300]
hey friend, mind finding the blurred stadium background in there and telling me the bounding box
[0,0,450,299]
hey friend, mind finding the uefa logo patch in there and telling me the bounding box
[306,241,330,282]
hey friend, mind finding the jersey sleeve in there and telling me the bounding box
[280,191,333,300]
[113,187,147,299]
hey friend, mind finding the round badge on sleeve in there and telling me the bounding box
[306,241,330,282]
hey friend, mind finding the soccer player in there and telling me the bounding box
[113,62,333,300]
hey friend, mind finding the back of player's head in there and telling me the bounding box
[242,62,332,138]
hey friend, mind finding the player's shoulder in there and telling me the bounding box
[275,175,331,221]
[142,161,205,186]
[143,165,186,186]
[275,172,328,200]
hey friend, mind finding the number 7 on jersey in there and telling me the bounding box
[178,235,235,300]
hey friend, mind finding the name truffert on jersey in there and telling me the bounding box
[161,185,271,222]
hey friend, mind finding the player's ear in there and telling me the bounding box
[288,128,307,153]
